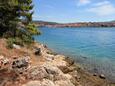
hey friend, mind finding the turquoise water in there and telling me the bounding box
[34,27,115,82]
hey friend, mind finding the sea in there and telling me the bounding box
[34,27,115,82]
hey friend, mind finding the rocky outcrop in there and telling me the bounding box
[0,41,113,86]
[0,55,10,70]
[27,64,75,86]
[28,66,49,80]
[0,55,30,74]
[12,56,30,74]
[21,45,77,86]
[23,79,76,86]
[22,80,55,86]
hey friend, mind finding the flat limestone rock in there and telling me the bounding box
[22,79,56,86]
[22,81,41,86]
[28,66,48,80]
[13,44,21,49]
[55,80,75,86]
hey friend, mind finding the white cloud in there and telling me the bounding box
[94,1,110,6]
[87,1,115,16]
[77,0,91,6]
[32,15,40,19]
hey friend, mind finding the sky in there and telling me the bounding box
[33,0,115,23]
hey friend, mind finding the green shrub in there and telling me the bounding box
[7,36,34,49]
[7,38,15,48]
[7,37,24,49]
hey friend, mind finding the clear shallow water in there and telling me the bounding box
[34,27,115,82]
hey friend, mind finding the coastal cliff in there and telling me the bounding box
[34,21,115,27]
[0,39,114,86]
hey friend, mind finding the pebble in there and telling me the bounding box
[93,73,97,76]
[99,74,106,79]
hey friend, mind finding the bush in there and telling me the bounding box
[7,38,15,48]
[7,37,24,48]
[7,35,35,49]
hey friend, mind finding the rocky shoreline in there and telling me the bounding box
[0,39,115,86]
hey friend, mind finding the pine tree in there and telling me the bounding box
[0,0,40,46]
[0,0,19,36]
[18,0,40,35]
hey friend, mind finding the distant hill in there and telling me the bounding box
[33,20,59,25]
[110,20,115,22]
[33,20,115,27]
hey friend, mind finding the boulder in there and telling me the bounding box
[39,44,47,55]
[41,79,56,86]
[65,57,74,66]
[45,54,54,61]
[99,74,106,79]
[34,48,41,56]
[93,73,97,76]
[52,55,67,67]
[43,65,63,75]
[28,66,48,80]
[0,55,4,60]
[54,74,72,81]
[59,66,76,73]
[33,44,49,56]
[12,56,30,74]
[70,70,80,80]
[13,44,21,49]
[28,64,73,81]
[22,81,41,86]
[55,80,75,86]
[0,55,10,70]
[22,79,56,86]
[43,64,73,81]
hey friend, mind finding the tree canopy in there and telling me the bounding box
[0,0,40,47]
